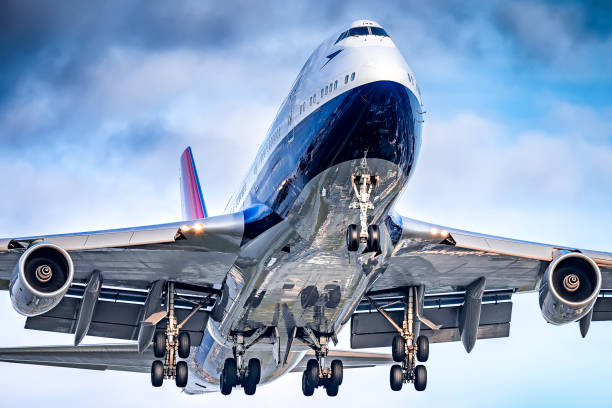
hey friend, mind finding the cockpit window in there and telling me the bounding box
[348,27,370,37]
[335,31,348,44]
[335,26,389,44]
[370,27,389,37]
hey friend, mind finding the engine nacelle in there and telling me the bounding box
[9,242,74,316]
[539,251,601,325]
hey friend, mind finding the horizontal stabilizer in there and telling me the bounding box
[0,344,152,373]
[291,349,393,372]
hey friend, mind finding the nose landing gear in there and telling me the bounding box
[347,156,381,253]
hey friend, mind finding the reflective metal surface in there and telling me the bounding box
[9,242,74,316]
[539,251,601,325]
[0,17,609,395]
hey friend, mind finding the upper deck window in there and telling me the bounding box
[370,27,389,37]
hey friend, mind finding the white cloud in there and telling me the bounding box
[398,107,612,250]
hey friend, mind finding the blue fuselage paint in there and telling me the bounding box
[248,80,421,218]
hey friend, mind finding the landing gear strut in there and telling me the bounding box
[347,155,380,253]
[150,282,203,389]
[301,329,343,397]
[220,328,267,396]
[369,287,435,392]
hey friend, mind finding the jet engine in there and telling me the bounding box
[9,242,74,316]
[539,251,601,325]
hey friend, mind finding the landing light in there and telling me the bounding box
[193,222,204,232]
[440,230,449,238]
[180,224,191,232]
[430,227,438,235]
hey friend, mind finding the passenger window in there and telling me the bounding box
[329,83,333,91]
[334,80,338,89]
[345,75,349,84]
[321,89,324,98]
[325,86,328,95]
[351,72,355,81]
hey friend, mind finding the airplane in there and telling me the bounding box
[0,19,611,397]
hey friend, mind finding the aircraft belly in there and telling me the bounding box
[237,158,404,334]
[190,158,405,389]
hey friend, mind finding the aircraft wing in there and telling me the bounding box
[0,212,245,289]
[0,211,253,344]
[350,214,612,352]
[374,215,612,294]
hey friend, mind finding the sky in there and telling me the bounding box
[0,0,611,406]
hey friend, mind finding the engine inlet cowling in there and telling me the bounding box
[539,251,601,325]
[9,242,74,316]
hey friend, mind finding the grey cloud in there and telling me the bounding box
[493,0,612,62]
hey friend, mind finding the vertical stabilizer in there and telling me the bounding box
[179,147,208,219]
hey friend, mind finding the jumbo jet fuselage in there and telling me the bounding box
[188,20,424,392]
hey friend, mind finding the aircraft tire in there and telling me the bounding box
[366,224,381,252]
[305,359,320,388]
[331,359,343,386]
[175,361,188,388]
[416,335,429,362]
[151,360,164,387]
[346,224,359,251]
[392,335,406,362]
[325,382,339,397]
[178,332,191,359]
[414,365,427,391]
[153,331,166,358]
[302,371,315,396]
[390,364,403,391]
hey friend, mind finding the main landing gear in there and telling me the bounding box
[347,155,381,253]
[369,287,433,392]
[150,282,203,389]
[301,329,344,397]
[220,328,267,396]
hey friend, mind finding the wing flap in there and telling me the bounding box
[351,301,512,349]
[24,292,211,343]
